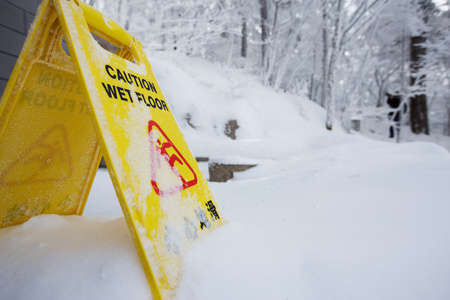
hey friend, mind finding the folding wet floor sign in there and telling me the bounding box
[0,0,225,299]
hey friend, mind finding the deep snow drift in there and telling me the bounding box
[1,55,450,300]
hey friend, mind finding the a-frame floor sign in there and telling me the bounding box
[0,0,225,299]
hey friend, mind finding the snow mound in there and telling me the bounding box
[151,54,341,160]
[0,215,151,300]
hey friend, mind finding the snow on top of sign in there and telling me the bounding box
[102,14,115,30]
[134,221,164,286]
[119,103,153,213]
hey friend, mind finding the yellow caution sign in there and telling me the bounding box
[0,1,225,299]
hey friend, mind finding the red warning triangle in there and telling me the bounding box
[0,124,73,186]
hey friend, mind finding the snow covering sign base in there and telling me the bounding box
[0,1,225,299]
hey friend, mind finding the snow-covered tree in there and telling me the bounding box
[83,0,450,139]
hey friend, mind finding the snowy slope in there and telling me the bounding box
[1,55,450,300]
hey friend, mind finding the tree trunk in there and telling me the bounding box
[409,35,429,135]
[325,0,343,131]
[262,1,281,86]
[309,49,317,101]
[124,0,131,31]
[409,0,432,135]
[259,0,269,69]
[447,107,450,136]
[241,18,247,58]
[273,26,302,91]
[227,34,235,66]
[320,1,328,108]
[118,0,123,25]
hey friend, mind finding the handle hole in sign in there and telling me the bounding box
[90,30,137,64]
[60,32,137,64]
[91,31,118,55]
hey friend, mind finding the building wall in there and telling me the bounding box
[0,0,41,96]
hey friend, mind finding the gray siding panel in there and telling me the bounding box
[25,12,37,33]
[5,0,41,14]
[0,1,25,33]
[0,0,41,96]
[0,52,18,79]
[0,26,26,56]
[0,80,7,97]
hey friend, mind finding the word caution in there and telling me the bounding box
[101,65,169,111]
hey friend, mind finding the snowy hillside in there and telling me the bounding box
[1,55,450,300]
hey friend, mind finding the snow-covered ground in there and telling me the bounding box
[1,55,450,300]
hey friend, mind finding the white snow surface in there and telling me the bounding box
[1,55,450,300]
